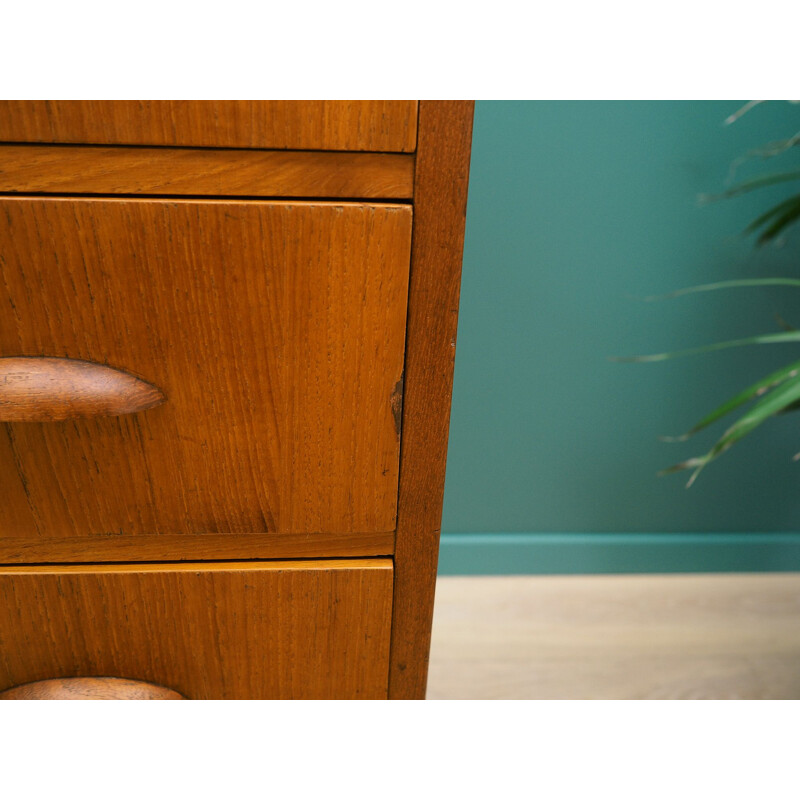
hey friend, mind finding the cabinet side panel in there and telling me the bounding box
[389,102,474,699]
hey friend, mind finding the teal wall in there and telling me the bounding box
[439,101,800,574]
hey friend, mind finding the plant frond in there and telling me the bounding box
[612,331,800,363]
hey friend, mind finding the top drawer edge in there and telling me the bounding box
[0,101,419,153]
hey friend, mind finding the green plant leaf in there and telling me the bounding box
[742,132,800,159]
[699,170,800,203]
[611,331,800,363]
[661,359,800,441]
[723,101,765,125]
[779,398,800,415]
[643,277,800,302]
[662,373,800,486]
[726,134,800,183]
[755,133,800,158]
[693,374,800,483]
[657,457,706,476]
[644,101,800,482]
[756,199,800,244]
[745,196,800,233]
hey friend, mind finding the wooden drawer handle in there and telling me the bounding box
[0,677,184,700]
[0,357,165,421]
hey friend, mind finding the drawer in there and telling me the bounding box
[0,197,410,550]
[0,101,418,152]
[0,558,393,700]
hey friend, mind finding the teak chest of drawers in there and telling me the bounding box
[0,101,473,699]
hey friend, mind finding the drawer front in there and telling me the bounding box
[0,197,410,542]
[0,101,418,152]
[0,559,393,700]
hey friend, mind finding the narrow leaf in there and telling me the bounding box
[699,170,800,203]
[657,457,706,476]
[724,101,764,125]
[779,398,800,415]
[726,134,800,183]
[757,200,800,244]
[612,331,800,363]
[660,359,800,441]
[745,196,800,233]
[664,374,800,486]
[644,277,800,302]
[710,374,800,452]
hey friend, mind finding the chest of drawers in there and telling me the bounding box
[0,101,473,699]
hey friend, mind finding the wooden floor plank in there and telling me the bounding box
[427,573,800,699]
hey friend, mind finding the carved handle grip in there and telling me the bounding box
[0,357,165,421]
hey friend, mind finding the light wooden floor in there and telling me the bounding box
[426,573,800,699]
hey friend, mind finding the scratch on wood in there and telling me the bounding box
[390,375,404,439]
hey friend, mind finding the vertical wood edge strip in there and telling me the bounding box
[410,102,421,153]
[388,101,475,699]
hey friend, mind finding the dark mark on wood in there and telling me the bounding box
[390,375,404,438]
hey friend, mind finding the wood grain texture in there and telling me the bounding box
[0,530,394,564]
[0,197,411,545]
[428,574,800,700]
[0,676,184,700]
[0,101,418,152]
[0,357,164,421]
[0,559,394,700]
[388,102,474,699]
[0,145,414,198]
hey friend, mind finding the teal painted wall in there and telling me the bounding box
[440,101,800,573]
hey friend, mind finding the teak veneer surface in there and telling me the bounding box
[0,197,411,545]
[0,101,418,152]
[0,145,415,198]
[0,559,394,700]
[0,100,474,701]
